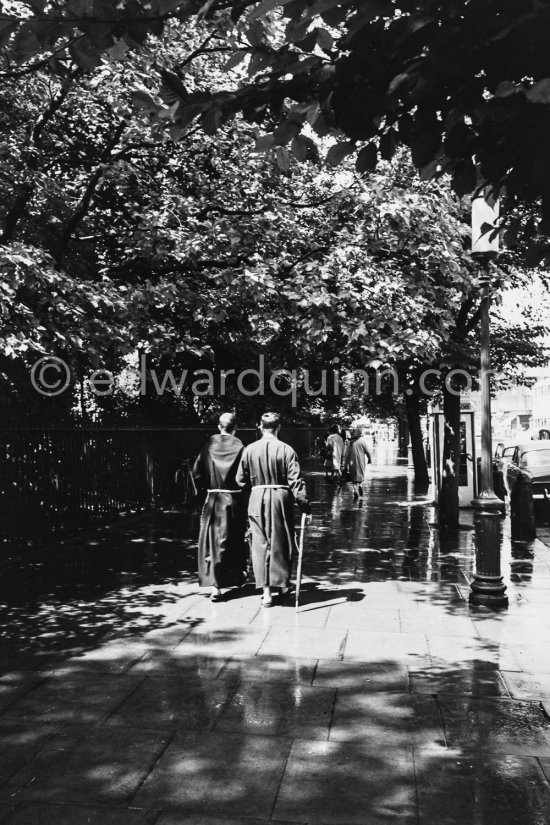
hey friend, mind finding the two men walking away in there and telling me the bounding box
[192,413,248,602]
[345,428,372,499]
[237,413,311,607]
[193,412,311,607]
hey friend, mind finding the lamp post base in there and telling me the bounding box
[469,510,508,609]
[469,573,509,607]
[472,492,505,513]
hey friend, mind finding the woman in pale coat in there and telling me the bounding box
[346,428,372,498]
[325,424,344,480]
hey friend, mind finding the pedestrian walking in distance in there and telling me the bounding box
[325,424,344,480]
[346,427,373,499]
[236,412,311,607]
[192,413,248,602]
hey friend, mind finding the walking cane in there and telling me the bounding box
[295,512,308,611]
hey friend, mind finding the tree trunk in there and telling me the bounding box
[438,382,461,529]
[405,388,429,489]
[397,414,409,458]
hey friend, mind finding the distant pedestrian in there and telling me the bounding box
[192,413,248,602]
[346,428,372,499]
[236,412,311,607]
[325,424,344,480]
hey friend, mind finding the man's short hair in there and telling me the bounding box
[219,412,236,432]
[260,412,280,431]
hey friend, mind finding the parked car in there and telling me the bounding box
[504,440,550,499]
[493,442,517,499]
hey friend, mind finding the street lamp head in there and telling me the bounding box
[471,195,500,256]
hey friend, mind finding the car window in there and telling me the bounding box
[519,449,550,468]
[503,447,515,458]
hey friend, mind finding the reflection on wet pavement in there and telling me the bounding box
[1,455,550,823]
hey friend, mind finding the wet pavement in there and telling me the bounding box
[1,450,550,823]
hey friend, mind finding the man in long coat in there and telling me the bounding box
[236,412,311,607]
[346,428,372,499]
[192,413,248,602]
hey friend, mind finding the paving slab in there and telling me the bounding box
[220,655,317,685]
[257,626,347,660]
[414,751,550,825]
[176,596,261,628]
[472,616,550,645]
[131,729,291,818]
[7,725,171,805]
[329,692,446,748]
[506,643,550,674]
[2,802,149,825]
[0,720,64,785]
[313,660,409,692]
[438,696,550,755]
[156,815,276,825]
[107,675,238,730]
[325,604,401,632]
[215,681,336,739]
[0,787,27,825]
[127,651,231,680]
[427,635,521,670]
[45,642,149,676]
[173,627,268,659]
[250,602,330,628]
[343,630,430,667]
[409,665,510,697]
[0,673,45,711]
[273,739,416,824]
[501,671,550,701]
[1,674,144,724]
[400,608,478,638]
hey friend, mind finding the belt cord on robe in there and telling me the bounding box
[252,484,289,489]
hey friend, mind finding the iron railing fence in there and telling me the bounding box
[0,426,317,546]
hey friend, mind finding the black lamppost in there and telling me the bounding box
[469,194,508,608]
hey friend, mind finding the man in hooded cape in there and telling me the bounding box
[192,413,248,601]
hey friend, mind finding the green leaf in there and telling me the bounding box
[254,133,276,151]
[273,120,301,145]
[291,135,309,161]
[326,140,354,167]
[201,106,222,134]
[246,19,267,47]
[248,0,299,20]
[25,0,47,11]
[355,143,377,172]
[159,70,190,106]
[379,129,397,161]
[224,49,248,71]
[131,90,158,111]
[526,79,550,104]
[316,27,334,52]
[275,146,291,173]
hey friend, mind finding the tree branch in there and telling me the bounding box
[0,36,83,78]
[55,121,126,268]
[31,68,81,147]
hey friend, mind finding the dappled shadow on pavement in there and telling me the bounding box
[2,459,550,822]
[1,616,550,825]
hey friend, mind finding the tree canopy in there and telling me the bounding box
[0,1,548,428]
[4,1,550,258]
